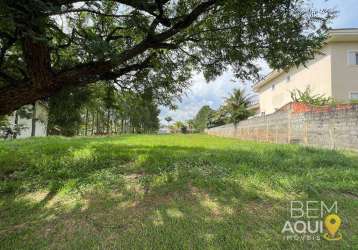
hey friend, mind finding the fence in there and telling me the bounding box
[206,102,358,150]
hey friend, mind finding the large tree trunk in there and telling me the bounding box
[0,0,216,116]
[31,103,37,137]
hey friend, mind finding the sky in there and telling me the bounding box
[159,0,358,124]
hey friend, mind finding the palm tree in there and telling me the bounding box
[172,121,184,133]
[223,88,253,124]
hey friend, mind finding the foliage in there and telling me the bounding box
[180,125,188,134]
[125,90,161,133]
[193,105,215,131]
[48,82,160,136]
[0,0,335,115]
[186,119,195,131]
[48,86,93,136]
[193,88,253,129]
[207,107,226,128]
[165,116,173,124]
[0,134,357,249]
[220,88,253,124]
[290,86,335,106]
[170,121,185,133]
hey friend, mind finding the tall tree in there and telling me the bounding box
[0,0,334,115]
[193,105,215,131]
[48,86,93,136]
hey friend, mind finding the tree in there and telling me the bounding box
[0,0,334,115]
[126,90,161,133]
[165,116,172,125]
[47,81,161,136]
[207,109,225,128]
[48,86,93,136]
[181,124,188,134]
[172,121,184,133]
[186,119,195,132]
[193,105,215,132]
[221,88,253,124]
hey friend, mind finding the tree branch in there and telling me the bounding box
[0,0,217,115]
[50,8,131,18]
[151,43,179,49]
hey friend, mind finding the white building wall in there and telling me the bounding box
[7,102,48,138]
[258,45,333,114]
[330,42,358,101]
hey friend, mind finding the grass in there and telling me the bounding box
[0,134,357,249]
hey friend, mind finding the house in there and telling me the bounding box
[5,101,49,138]
[158,126,171,134]
[247,99,260,116]
[254,28,358,115]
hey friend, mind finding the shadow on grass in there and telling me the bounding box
[0,136,357,249]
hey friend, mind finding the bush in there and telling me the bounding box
[290,87,334,106]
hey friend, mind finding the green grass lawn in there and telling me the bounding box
[0,134,357,249]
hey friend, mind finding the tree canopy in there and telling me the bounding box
[48,82,161,136]
[192,88,254,129]
[0,0,334,115]
[193,105,215,131]
[220,88,253,124]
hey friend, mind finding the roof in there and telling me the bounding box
[253,28,358,91]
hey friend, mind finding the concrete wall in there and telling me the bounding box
[206,103,358,151]
[258,45,333,115]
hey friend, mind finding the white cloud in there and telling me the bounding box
[159,70,255,123]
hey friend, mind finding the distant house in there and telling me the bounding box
[6,101,49,138]
[254,28,358,115]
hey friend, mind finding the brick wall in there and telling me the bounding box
[206,102,358,150]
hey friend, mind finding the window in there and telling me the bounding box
[347,51,358,65]
[350,92,358,100]
[271,84,276,90]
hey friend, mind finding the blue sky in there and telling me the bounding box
[159,0,358,123]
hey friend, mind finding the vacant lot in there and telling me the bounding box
[0,134,357,249]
